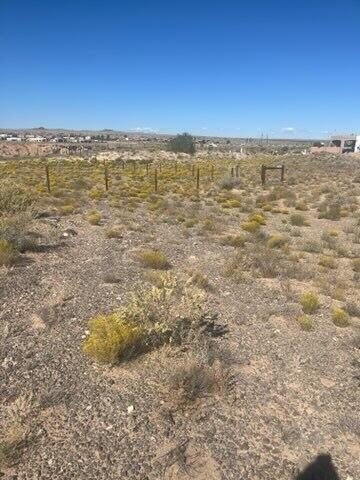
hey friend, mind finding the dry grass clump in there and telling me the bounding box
[241,221,260,233]
[0,239,17,266]
[137,249,170,269]
[0,181,33,215]
[0,181,37,255]
[326,228,339,237]
[221,234,245,247]
[240,212,266,233]
[318,202,341,220]
[0,213,38,253]
[352,258,360,272]
[218,177,241,190]
[169,359,217,402]
[106,228,123,238]
[0,425,27,468]
[318,255,337,269]
[302,239,322,253]
[188,271,212,291]
[87,211,102,225]
[168,354,231,405]
[295,200,308,211]
[290,213,306,226]
[300,292,320,314]
[224,245,293,280]
[267,234,288,249]
[344,301,360,317]
[0,394,33,469]
[59,204,75,215]
[83,313,143,364]
[331,306,350,327]
[247,212,266,225]
[297,314,314,331]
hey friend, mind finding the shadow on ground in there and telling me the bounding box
[296,454,340,480]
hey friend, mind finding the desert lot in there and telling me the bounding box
[0,152,359,479]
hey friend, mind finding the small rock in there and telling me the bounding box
[61,228,78,238]
[127,405,134,414]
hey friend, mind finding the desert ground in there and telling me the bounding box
[0,150,359,479]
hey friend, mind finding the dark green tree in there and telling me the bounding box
[168,132,196,154]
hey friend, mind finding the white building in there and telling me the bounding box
[330,134,360,153]
[311,133,360,154]
[27,136,45,142]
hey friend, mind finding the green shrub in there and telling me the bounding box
[168,133,195,154]
[83,313,143,363]
[138,249,170,269]
[331,307,349,327]
[300,292,320,314]
[290,213,306,226]
[297,315,314,331]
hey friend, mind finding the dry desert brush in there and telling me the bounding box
[83,273,209,364]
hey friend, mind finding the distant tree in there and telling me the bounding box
[168,132,196,154]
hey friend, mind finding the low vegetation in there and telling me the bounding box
[137,249,170,269]
[331,306,350,327]
[300,292,320,314]
[1,152,359,478]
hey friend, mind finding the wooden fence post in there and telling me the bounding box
[192,164,195,177]
[146,163,149,175]
[236,165,240,178]
[196,167,200,190]
[154,168,158,193]
[261,165,266,186]
[281,164,285,182]
[211,165,214,180]
[231,167,234,177]
[45,164,51,193]
[104,161,109,191]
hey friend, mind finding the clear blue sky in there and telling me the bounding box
[1,0,359,139]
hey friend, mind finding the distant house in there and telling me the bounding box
[27,136,45,142]
[6,136,22,142]
[311,134,360,154]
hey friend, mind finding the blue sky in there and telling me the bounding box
[1,0,359,139]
